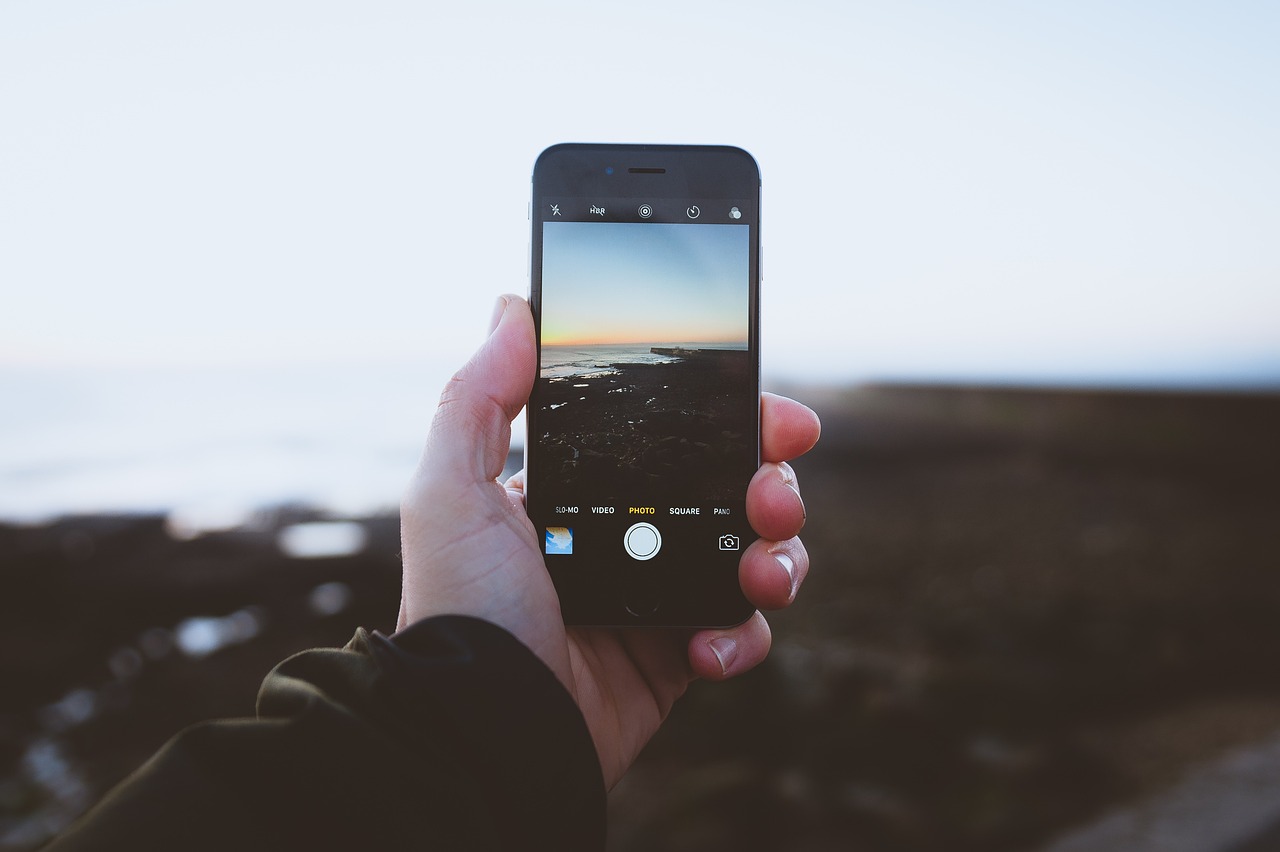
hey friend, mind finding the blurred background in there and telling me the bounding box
[1,1,1278,850]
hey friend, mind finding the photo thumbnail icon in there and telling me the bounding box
[546,527,574,555]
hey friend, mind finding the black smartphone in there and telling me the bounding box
[527,143,761,627]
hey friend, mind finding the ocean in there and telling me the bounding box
[0,363,462,527]
[1,347,749,526]
[539,343,745,378]
[6,353,1273,528]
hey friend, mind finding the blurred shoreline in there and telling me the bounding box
[3,382,1280,851]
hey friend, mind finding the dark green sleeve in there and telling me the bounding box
[44,616,605,851]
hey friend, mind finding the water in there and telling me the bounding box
[540,342,743,378]
[6,353,1271,526]
[0,363,461,524]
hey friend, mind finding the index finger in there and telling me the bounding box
[761,392,821,463]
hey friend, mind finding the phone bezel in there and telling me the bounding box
[528,143,761,627]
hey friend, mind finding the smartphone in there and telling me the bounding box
[527,143,761,627]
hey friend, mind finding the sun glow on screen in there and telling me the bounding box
[540,221,749,348]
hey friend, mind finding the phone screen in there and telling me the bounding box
[528,147,760,625]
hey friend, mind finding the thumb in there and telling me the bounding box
[420,294,536,485]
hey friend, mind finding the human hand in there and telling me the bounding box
[399,295,819,789]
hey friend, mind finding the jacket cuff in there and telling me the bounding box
[368,616,605,850]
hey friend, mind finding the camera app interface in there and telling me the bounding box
[533,205,756,570]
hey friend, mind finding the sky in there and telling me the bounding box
[541,222,749,347]
[2,0,1278,386]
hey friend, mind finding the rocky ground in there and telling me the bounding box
[534,353,754,505]
[608,384,1280,852]
[2,384,1279,851]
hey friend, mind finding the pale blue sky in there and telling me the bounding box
[1,1,1277,385]
[541,222,748,346]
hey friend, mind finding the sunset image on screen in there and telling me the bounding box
[540,221,748,348]
[533,218,756,505]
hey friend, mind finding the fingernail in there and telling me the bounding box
[772,549,797,600]
[709,636,738,676]
[778,464,806,521]
[486,295,509,336]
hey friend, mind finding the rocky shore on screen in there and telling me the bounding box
[536,352,755,503]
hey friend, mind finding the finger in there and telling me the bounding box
[761,393,821,463]
[502,469,527,511]
[746,461,805,542]
[739,536,809,611]
[419,295,535,486]
[689,611,772,681]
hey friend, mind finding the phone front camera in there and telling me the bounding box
[604,166,614,175]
